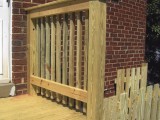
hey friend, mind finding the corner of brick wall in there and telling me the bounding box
[104,0,147,97]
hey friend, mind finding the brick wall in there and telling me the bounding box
[12,0,146,96]
[104,0,146,97]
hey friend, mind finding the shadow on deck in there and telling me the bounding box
[0,95,86,120]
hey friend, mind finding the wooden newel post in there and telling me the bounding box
[27,14,37,95]
[87,0,106,120]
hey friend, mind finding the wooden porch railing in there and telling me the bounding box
[26,0,106,120]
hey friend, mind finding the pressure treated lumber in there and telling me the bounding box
[76,12,82,110]
[157,98,160,120]
[40,18,46,96]
[150,84,159,120]
[69,13,75,107]
[141,63,148,90]
[30,75,88,103]
[35,19,41,94]
[45,17,51,80]
[28,1,89,19]
[56,15,62,102]
[83,10,89,113]
[50,16,56,99]
[119,93,128,120]
[45,16,51,98]
[35,19,41,78]
[144,86,153,120]
[62,14,68,105]
[126,68,131,96]
[25,0,89,11]
[103,96,118,120]
[27,14,36,95]
[51,16,56,80]
[0,95,86,120]
[116,69,125,95]
[28,17,37,95]
[87,1,106,120]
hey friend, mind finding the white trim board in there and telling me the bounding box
[0,0,11,83]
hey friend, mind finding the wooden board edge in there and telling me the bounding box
[30,75,88,103]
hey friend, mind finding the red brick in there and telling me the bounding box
[12,59,27,65]
[12,1,22,8]
[12,8,20,14]
[12,66,24,72]
[32,0,45,4]
[12,72,27,78]
[13,78,27,84]
[12,34,26,40]
[12,21,26,27]
[12,46,27,52]
[24,2,38,8]
[13,15,23,21]
[12,53,26,59]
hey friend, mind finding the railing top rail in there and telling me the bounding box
[25,0,89,12]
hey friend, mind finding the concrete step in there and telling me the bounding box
[0,83,15,98]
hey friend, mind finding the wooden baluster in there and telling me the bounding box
[76,12,82,110]
[56,15,62,102]
[83,10,89,113]
[45,16,51,97]
[35,18,41,94]
[40,17,46,95]
[50,16,56,100]
[62,14,68,105]
[69,13,75,107]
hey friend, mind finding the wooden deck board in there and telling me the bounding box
[0,95,86,120]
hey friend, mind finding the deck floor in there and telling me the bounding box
[0,95,86,120]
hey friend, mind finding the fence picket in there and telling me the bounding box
[157,98,160,120]
[126,68,131,97]
[129,68,136,120]
[116,69,123,96]
[141,63,148,90]
[139,87,145,120]
[135,67,140,91]
[144,86,153,120]
[119,93,128,120]
[103,96,118,120]
[151,84,159,120]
